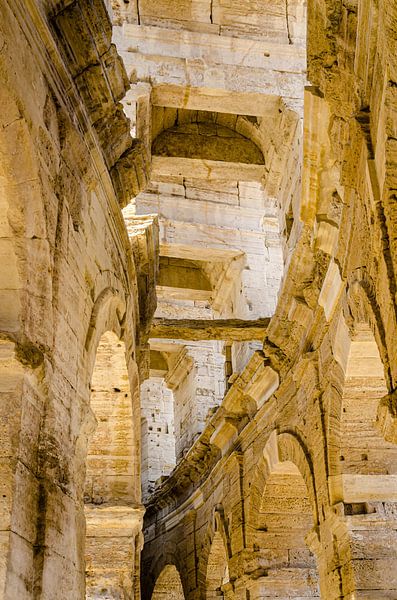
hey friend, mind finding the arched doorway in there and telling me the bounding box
[328,321,397,598]
[152,564,185,599]
[85,331,142,599]
[206,531,230,599]
[339,324,397,485]
[249,436,320,599]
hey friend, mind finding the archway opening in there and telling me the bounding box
[252,460,320,598]
[85,331,138,599]
[206,531,230,599]
[85,331,134,505]
[337,322,397,503]
[152,564,185,600]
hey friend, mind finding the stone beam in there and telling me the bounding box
[150,318,270,341]
[151,84,282,117]
[151,156,266,182]
[117,26,306,107]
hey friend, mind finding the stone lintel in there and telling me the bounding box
[152,156,266,182]
[150,318,270,342]
[152,84,282,116]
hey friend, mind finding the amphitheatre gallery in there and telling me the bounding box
[0,0,397,598]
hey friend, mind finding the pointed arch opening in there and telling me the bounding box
[151,564,185,600]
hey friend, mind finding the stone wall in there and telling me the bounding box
[1,0,397,599]
[118,9,303,497]
[129,0,397,598]
[0,1,156,598]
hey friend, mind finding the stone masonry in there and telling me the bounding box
[1,0,397,599]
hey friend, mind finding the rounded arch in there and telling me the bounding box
[345,270,397,443]
[197,506,232,600]
[84,329,141,599]
[152,120,264,165]
[328,313,397,505]
[151,564,185,600]
[85,285,127,360]
[77,279,141,500]
[248,430,318,534]
[346,269,391,387]
[151,108,265,163]
[246,431,320,598]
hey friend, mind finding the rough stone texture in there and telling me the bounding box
[0,1,156,598]
[114,1,397,599]
[2,0,397,599]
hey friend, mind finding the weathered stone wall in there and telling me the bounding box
[0,1,156,598]
[141,378,176,500]
[119,12,303,495]
[2,0,397,598]
[135,0,397,598]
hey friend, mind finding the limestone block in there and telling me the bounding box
[318,260,344,322]
[210,418,239,455]
[329,474,397,503]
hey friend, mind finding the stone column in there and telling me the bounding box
[85,505,145,600]
[314,506,397,599]
[0,341,46,598]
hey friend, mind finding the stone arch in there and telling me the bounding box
[328,316,397,504]
[85,285,127,359]
[152,119,264,165]
[344,269,397,443]
[205,530,230,600]
[151,109,265,161]
[346,270,391,385]
[83,329,141,599]
[197,506,232,600]
[151,564,186,600]
[246,431,320,598]
[327,308,397,598]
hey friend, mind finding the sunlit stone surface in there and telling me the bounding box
[0,0,397,599]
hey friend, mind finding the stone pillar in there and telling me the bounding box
[85,505,145,600]
[314,506,397,599]
[0,341,46,598]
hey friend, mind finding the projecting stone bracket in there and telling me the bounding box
[210,416,241,455]
[51,0,150,207]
